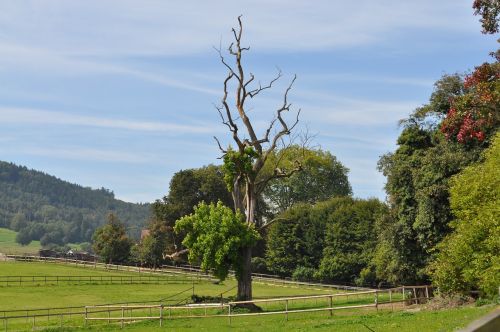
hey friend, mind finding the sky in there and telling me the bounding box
[0,1,497,203]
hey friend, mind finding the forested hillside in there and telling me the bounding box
[0,161,150,247]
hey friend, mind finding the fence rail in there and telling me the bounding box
[5,255,374,291]
[81,286,433,328]
[0,274,202,287]
[0,285,432,331]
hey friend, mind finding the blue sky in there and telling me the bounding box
[0,1,497,203]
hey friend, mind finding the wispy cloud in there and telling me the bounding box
[17,147,156,164]
[0,1,475,56]
[297,92,420,126]
[0,107,214,134]
[302,73,435,87]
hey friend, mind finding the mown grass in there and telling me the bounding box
[0,228,42,255]
[2,261,496,332]
[0,262,331,311]
[0,228,82,255]
[42,305,497,332]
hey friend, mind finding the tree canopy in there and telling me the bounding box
[262,145,351,215]
[174,201,260,280]
[265,196,386,286]
[430,132,500,297]
[92,213,132,264]
[152,164,232,250]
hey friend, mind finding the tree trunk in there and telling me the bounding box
[237,245,252,300]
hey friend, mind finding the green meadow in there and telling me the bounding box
[0,261,496,331]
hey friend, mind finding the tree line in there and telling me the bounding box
[0,161,150,248]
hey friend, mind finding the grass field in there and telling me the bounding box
[78,305,496,332]
[0,261,497,331]
[0,228,43,255]
[0,262,332,311]
[0,228,82,255]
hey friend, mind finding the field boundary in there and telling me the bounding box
[83,286,433,328]
[0,283,432,331]
[0,275,204,287]
[3,255,374,292]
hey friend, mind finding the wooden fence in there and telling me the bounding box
[0,285,432,331]
[0,285,196,331]
[82,286,433,329]
[5,255,374,293]
[0,274,203,287]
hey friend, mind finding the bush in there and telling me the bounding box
[292,266,317,282]
[430,132,500,298]
[15,228,31,246]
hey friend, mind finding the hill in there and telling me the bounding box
[0,161,150,247]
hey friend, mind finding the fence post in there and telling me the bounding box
[375,291,378,312]
[402,286,405,307]
[285,300,288,321]
[413,287,417,304]
[329,295,333,317]
[228,304,231,325]
[425,286,429,302]
[389,290,393,311]
[160,304,163,327]
[84,307,88,327]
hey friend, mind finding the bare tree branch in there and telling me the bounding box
[247,70,282,98]
[213,136,227,154]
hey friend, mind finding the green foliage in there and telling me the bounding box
[137,219,173,267]
[221,146,259,191]
[92,213,132,264]
[431,132,500,297]
[317,198,386,285]
[292,266,317,282]
[152,164,232,250]
[265,203,320,276]
[0,161,150,246]
[262,145,351,214]
[15,228,32,246]
[374,73,489,284]
[174,201,260,280]
[265,197,385,285]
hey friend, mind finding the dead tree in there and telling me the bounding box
[214,16,302,301]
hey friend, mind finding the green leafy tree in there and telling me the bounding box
[262,146,351,214]
[374,72,489,284]
[430,132,500,297]
[265,203,318,276]
[152,164,232,250]
[317,198,386,285]
[92,213,132,264]
[139,219,172,268]
[265,197,385,285]
[15,228,32,246]
[174,201,260,281]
